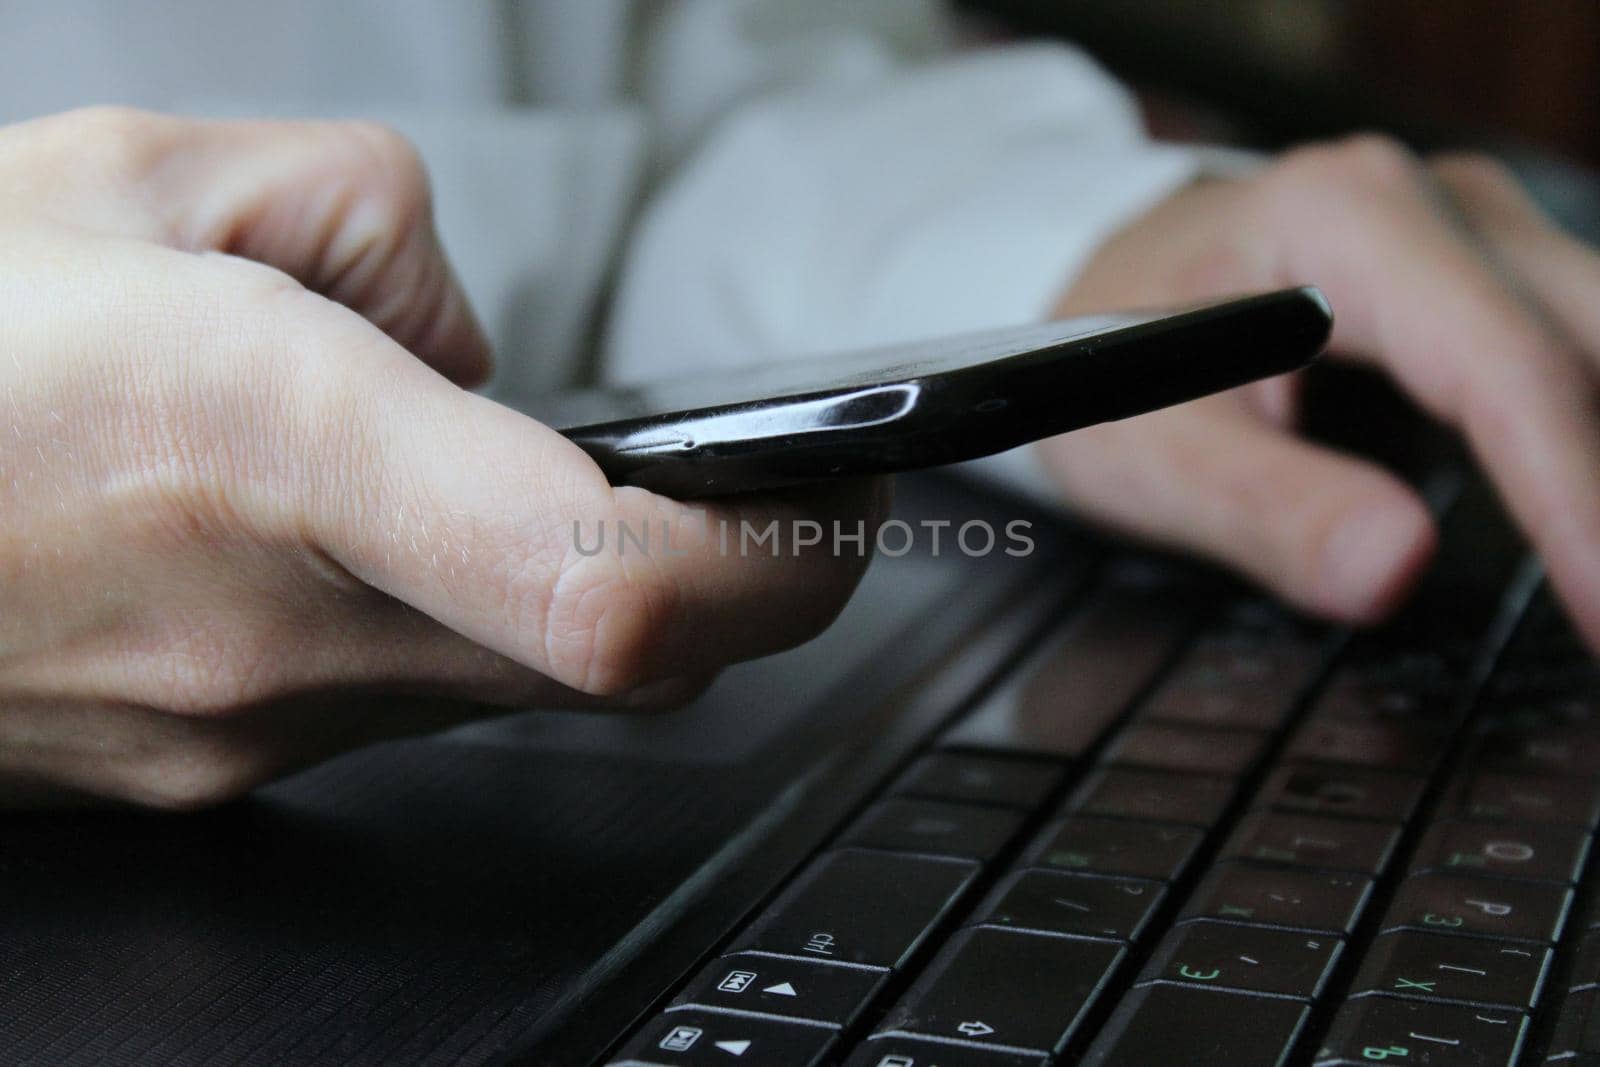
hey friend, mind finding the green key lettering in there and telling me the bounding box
[1362,1047,1410,1061]
[1177,965,1221,981]
[1253,847,1296,863]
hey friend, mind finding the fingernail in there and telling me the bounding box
[1320,505,1431,622]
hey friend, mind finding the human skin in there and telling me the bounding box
[0,108,884,810]
[1041,136,1600,649]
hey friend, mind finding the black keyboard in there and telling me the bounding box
[606,477,1600,1066]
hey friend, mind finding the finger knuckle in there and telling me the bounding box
[127,731,263,812]
[50,105,180,183]
[1433,151,1518,195]
[542,553,681,698]
[1273,133,1420,201]
[335,120,432,229]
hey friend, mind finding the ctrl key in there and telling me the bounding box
[1313,998,1526,1065]
[610,1010,835,1066]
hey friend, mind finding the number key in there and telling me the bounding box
[1221,811,1400,875]
[1410,820,1590,884]
[1103,723,1267,777]
[1028,817,1203,882]
[1069,767,1235,828]
[892,753,1064,810]
[1258,764,1425,822]
[1439,770,1600,828]
[841,799,1024,861]
[1182,864,1371,934]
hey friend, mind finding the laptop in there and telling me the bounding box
[2,399,1596,1066]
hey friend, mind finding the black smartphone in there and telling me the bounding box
[527,287,1332,497]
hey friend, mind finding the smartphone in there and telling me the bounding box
[526,286,1332,497]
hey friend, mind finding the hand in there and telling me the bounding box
[0,108,882,810]
[1041,136,1600,647]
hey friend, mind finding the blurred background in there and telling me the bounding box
[965,0,1600,240]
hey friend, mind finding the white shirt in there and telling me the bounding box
[2,0,1198,490]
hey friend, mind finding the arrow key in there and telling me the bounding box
[670,953,887,1027]
[610,1010,836,1066]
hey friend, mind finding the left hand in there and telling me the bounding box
[1037,136,1600,647]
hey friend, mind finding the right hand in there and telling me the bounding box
[0,108,884,810]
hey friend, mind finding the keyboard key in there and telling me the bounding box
[1081,984,1308,1067]
[1145,620,1318,729]
[1287,718,1444,773]
[1312,653,1461,730]
[1351,931,1551,1010]
[733,850,978,969]
[874,927,1123,1054]
[975,869,1164,942]
[892,753,1063,810]
[1569,930,1600,990]
[1438,770,1600,827]
[942,584,1196,758]
[1179,628,1321,693]
[1382,873,1571,943]
[841,799,1024,862]
[1474,728,1600,777]
[669,954,886,1027]
[1103,723,1267,776]
[1222,811,1401,875]
[1145,684,1292,735]
[1313,997,1527,1065]
[1484,691,1600,734]
[1258,764,1426,822]
[843,1040,1047,1066]
[1410,820,1590,884]
[1548,988,1600,1060]
[612,1011,835,1066]
[1029,816,1203,882]
[1138,920,1341,999]
[1069,767,1235,827]
[1182,864,1371,934]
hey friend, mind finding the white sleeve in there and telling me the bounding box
[604,0,1201,499]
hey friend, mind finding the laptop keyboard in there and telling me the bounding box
[607,477,1600,1066]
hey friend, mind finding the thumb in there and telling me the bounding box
[1038,394,1438,624]
[287,298,882,697]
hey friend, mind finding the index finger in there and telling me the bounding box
[1266,140,1600,646]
